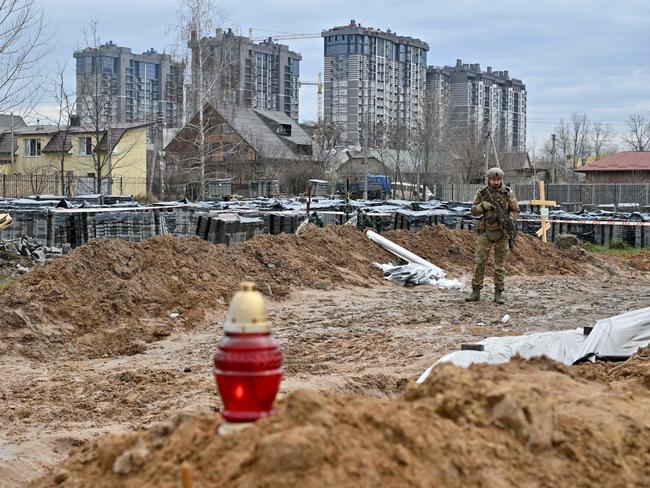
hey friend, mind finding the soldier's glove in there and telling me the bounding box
[480,201,493,211]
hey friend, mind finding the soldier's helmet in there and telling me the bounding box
[486,167,504,179]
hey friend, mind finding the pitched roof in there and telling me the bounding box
[499,152,531,172]
[576,152,650,172]
[13,125,60,135]
[42,130,73,153]
[346,148,420,172]
[0,114,26,129]
[253,109,312,147]
[0,132,16,155]
[210,104,314,160]
[96,128,126,153]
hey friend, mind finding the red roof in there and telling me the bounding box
[577,152,650,172]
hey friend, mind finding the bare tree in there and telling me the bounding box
[309,120,342,193]
[414,87,450,195]
[311,121,342,173]
[382,119,412,199]
[590,122,614,160]
[52,63,76,196]
[551,112,591,179]
[0,0,50,115]
[622,114,650,151]
[178,0,240,199]
[76,22,147,193]
[357,115,386,199]
[448,125,485,184]
[569,112,591,167]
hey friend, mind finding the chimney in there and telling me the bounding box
[456,58,462,67]
[487,66,492,74]
[504,70,510,79]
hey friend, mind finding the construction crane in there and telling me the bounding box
[248,28,321,42]
[248,28,323,121]
[299,73,323,122]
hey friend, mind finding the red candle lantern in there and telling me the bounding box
[213,282,282,423]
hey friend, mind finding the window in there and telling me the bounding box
[79,137,92,155]
[276,124,292,136]
[24,139,41,157]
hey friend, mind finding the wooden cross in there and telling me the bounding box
[530,181,557,243]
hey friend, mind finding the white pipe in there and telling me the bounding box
[366,229,445,278]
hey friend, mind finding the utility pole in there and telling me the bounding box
[10,112,14,166]
[106,99,112,195]
[551,133,556,183]
[484,130,500,170]
[150,111,163,195]
[363,150,368,200]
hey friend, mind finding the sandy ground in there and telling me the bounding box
[2,272,650,487]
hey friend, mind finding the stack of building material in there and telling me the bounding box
[196,213,264,245]
[263,212,305,235]
[0,209,49,242]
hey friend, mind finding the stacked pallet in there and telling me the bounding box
[263,212,306,235]
[195,214,265,246]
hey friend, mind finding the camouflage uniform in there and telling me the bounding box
[470,185,519,291]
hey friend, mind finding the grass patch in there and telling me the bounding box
[584,242,644,256]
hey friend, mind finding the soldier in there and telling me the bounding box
[465,167,519,304]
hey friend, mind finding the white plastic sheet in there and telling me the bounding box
[416,328,586,384]
[366,230,463,290]
[575,306,650,362]
[373,263,464,289]
[416,306,650,384]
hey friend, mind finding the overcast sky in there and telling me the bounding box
[38,0,650,150]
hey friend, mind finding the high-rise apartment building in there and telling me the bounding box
[426,60,526,151]
[188,28,301,121]
[74,42,185,127]
[322,20,429,146]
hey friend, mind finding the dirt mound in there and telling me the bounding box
[0,225,606,360]
[382,225,595,276]
[628,252,650,271]
[31,357,650,488]
[0,226,390,359]
[575,345,650,386]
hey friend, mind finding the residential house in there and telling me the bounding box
[335,148,436,198]
[164,103,316,196]
[0,120,151,194]
[499,152,550,185]
[575,152,650,183]
[0,115,26,164]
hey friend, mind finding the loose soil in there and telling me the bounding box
[575,345,650,386]
[1,226,649,487]
[0,226,608,360]
[30,356,650,488]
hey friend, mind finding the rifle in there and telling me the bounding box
[481,187,517,249]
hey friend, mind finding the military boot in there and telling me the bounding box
[494,289,505,304]
[465,286,481,302]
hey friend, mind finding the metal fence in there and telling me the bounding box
[434,183,650,208]
[0,174,148,198]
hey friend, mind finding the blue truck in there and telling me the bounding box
[337,175,392,200]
